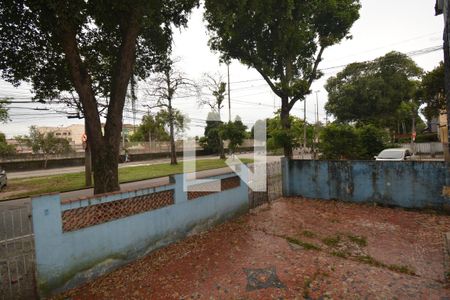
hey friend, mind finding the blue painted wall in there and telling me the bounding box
[282,159,449,209]
[32,170,249,296]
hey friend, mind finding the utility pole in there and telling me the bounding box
[130,74,137,131]
[312,91,320,159]
[315,91,319,125]
[227,62,231,122]
[303,98,307,148]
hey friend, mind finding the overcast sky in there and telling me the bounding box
[0,0,445,139]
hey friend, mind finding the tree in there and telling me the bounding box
[198,73,227,158]
[0,99,9,123]
[325,51,423,132]
[318,123,360,160]
[129,109,187,144]
[199,111,223,154]
[318,123,388,160]
[356,124,388,159]
[0,132,15,156]
[16,126,73,168]
[221,116,247,153]
[204,0,361,157]
[129,113,170,143]
[144,59,196,164]
[0,0,198,194]
[257,114,314,152]
[420,62,445,122]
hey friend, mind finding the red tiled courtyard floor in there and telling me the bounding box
[57,198,450,299]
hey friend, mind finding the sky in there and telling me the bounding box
[0,0,445,139]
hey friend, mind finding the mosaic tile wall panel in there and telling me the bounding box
[188,176,240,200]
[62,190,174,232]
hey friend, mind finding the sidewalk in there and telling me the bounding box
[57,198,450,299]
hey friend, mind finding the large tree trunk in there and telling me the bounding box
[59,9,140,194]
[91,140,120,194]
[280,99,293,158]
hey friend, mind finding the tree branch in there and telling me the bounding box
[105,8,142,141]
[254,66,284,99]
[290,46,326,110]
[58,20,102,143]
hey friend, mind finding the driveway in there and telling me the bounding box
[57,197,450,299]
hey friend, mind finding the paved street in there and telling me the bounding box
[56,197,450,299]
[0,154,281,209]
[6,154,221,180]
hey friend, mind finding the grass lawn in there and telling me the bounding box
[1,158,252,201]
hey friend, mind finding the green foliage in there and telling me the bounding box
[220,117,247,153]
[0,99,9,123]
[0,0,199,101]
[414,133,439,143]
[420,62,445,121]
[15,126,73,156]
[260,114,314,151]
[199,73,227,113]
[200,112,223,153]
[130,109,187,142]
[318,123,388,160]
[286,237,321,251]
[347,234,367,247]
[318,124,360,160]
[325,51,423,129]
[357,124,388,159]
[204,0,360,156]
[0,132,15,156]
[130,113,169,142]
[322,235,342,247]
[204,0,360,95]
[1,0,199,192]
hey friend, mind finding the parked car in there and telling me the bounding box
[0,167,6,190]
[374,148,414,161]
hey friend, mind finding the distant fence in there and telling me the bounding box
[282,159,449,209]
[399,142,444,154]
[32,169,249,297]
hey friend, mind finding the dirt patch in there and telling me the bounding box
[56,197,450,299]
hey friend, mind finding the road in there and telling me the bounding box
[0,154,281,209]
[7,154,222,179]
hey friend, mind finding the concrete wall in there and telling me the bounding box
[32,170,248,296]
[282,159,449,209]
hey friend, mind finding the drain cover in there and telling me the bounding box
[244,267,285,291]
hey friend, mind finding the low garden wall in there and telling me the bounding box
[282,159,450,209]
[32,169,248,296]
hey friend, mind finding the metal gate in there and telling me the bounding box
[249,161,283,208]
[0,204,36,300]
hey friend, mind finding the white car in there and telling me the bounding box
[374,148,414,161]
[0,167,6,190]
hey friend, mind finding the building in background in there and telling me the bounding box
[439,110,448,144]
[435,0,450,160]
[37,124,84,145]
